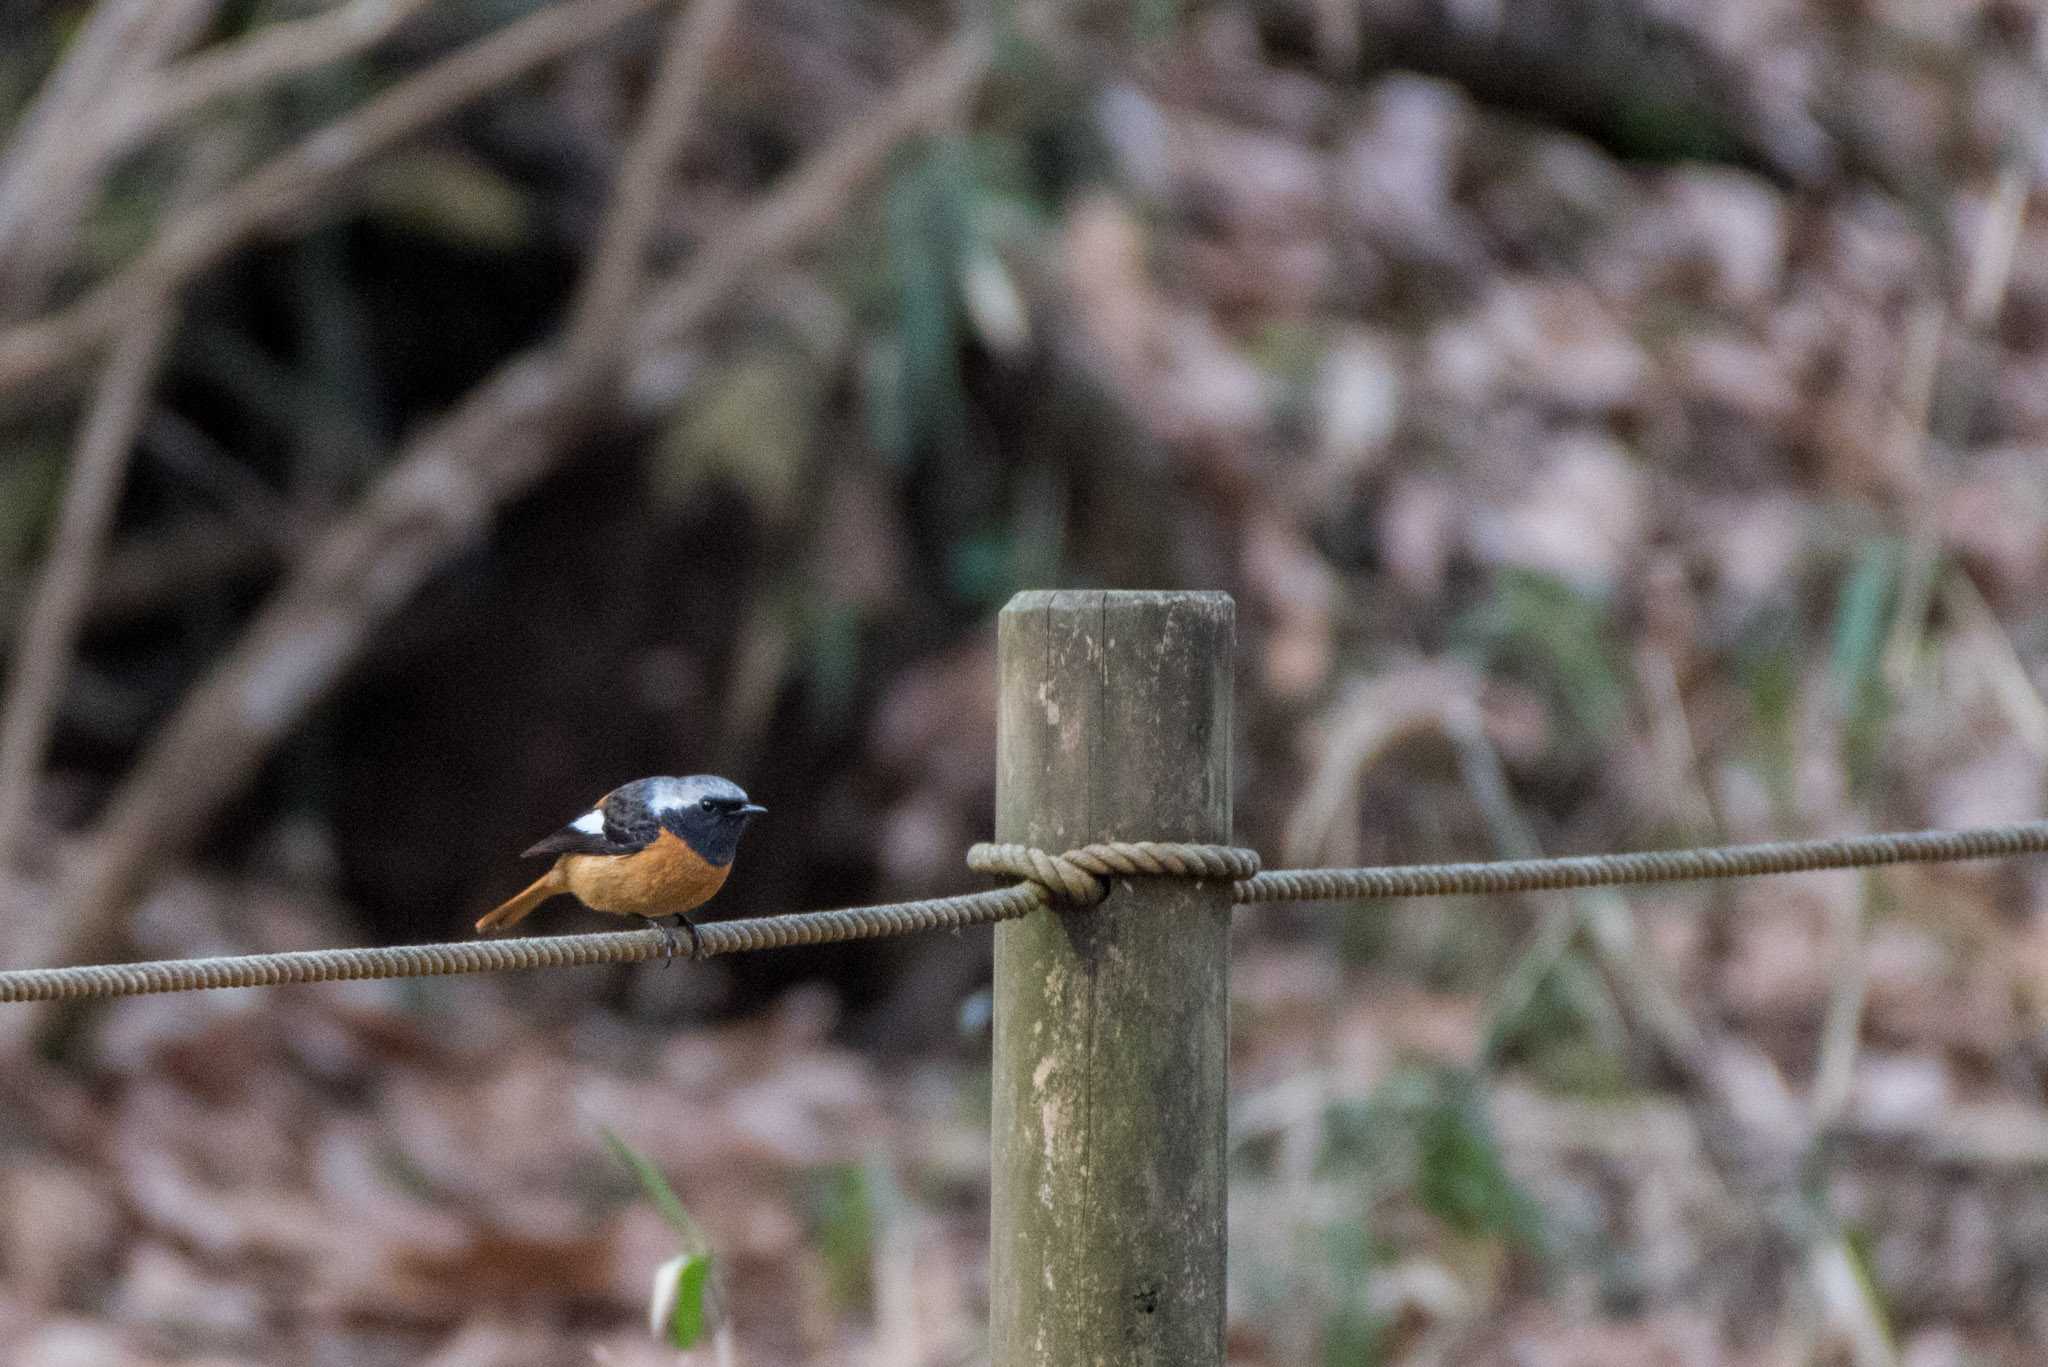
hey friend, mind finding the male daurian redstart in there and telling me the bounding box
[476,775,764,956]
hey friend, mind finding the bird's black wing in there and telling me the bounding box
[520,801,651,859]
[600,787,661,847]
[520,824,625,858]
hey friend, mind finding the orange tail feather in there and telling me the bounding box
[475,865,566,933]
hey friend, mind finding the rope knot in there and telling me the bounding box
[966,840,1261,907]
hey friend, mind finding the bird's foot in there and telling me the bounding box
[671,913,703,962]
[638,914,701,964]
[640,915,681,962]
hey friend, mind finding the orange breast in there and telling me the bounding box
[559,829,731,918]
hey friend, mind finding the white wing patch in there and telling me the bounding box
[571,809,606,835]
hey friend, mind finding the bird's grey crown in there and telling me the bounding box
[623,774,750,815]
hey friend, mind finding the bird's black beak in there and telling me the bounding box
[740,803,767,817]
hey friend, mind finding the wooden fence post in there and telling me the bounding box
[990,589,1233,1366]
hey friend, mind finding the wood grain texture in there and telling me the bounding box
[990,589,1233,1366]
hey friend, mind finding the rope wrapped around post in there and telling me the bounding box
[966,840,1262,905]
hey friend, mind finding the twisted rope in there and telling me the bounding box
[0,885,1051,1004]
[5,821,2048,1003]
[1232,821,2048,903]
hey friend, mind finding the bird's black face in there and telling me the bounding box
[655,778,765,867]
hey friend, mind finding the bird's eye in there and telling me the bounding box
[699,796,716,812]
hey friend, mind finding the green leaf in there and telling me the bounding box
[881,139,975,464]
[599,1127,705,1248]
[0,444,63,569]
[1828,539,1897,701]
[360,149,532,252]
[1828,538,1900,792]
[1321,1219,1387,1367]
[654,344,821,523]
[1735,603,1801,823]
[1413,1072,1543,1249]
[809,1163,876,1312]
[649,1251,714,1350]
[1455,570,1630,744]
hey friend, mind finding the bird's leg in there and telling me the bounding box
[669,912,703,961]
[636,914,681,962]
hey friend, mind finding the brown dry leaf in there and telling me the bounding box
[301,1123,613,1321]
[1243,511,1337,699]
[722,1052,884,1167]
[1478,279,1649,411]
[1061,194,1271,451]
[375,1053,593,1201]
[1378,474,1459,600]
[1336,75,1481,268]
[1845,1052,1952,1136]
[1715,876,1851,1030]
[113,1112,332,1264]
[382,1224,620,1318]
[417,1320,578,1367]
[1481,1305,1726,1367]
[1309,327,1401,485]
[1666,332,1805,427]
[1469,431,1650,594]
[588,1334,718,1366]
[1691,494,1813,620]
[114,1076,303,1188]
[109,1242,269,1348]
[10,1320,167,1367]
[1,1160,124,1310]
[1943,450,2048,607]
[1375,985,1484,1067]
[1170,114,1331,320]
[1921,737,2047,835]
[1598,168,1787,313]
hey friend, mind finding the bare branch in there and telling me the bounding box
[0,0,668,397]
[0,523,282,648]
[0,0,220,316]
[0,127,245,866]
[563,0,746,380]
[0,310,177,863]
[30,26,991,984]
[99,0,437,158]
[0,0,159,268]
[635,26,991,348]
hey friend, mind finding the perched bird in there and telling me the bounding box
[476,775,765,956]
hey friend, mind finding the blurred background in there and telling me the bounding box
[3,0,2048,1362]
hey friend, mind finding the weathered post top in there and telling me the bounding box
[990,589,1233,1366]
